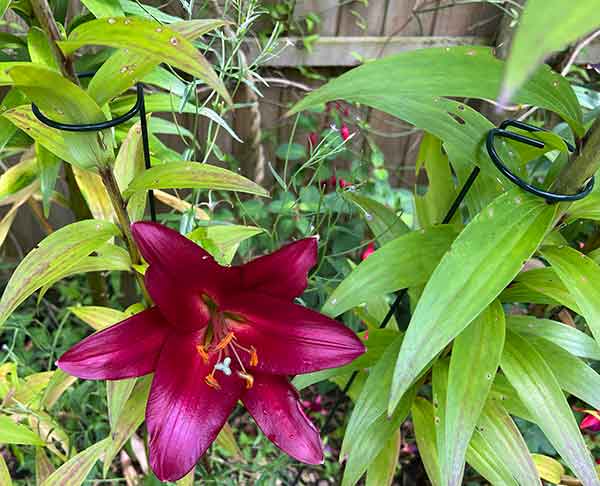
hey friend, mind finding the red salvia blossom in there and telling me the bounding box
[361,242,375,260]
[340,123,351,141]
[57,222,364,481]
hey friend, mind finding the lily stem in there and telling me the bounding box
[98,167,151,303]
[550,117,600,195]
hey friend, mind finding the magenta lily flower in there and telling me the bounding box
[57,222,365,481]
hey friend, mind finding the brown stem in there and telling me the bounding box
[98,167,151,303]
[550,117,600,195]
[29,0,78,84]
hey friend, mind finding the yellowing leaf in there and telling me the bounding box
[59,17,230,103]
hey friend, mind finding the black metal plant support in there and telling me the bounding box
[31,73,157,222]
[291,119,594,485]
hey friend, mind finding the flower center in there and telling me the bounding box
[195,297,258,391]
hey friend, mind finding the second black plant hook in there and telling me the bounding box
[486,119,594,203]
[31,72,157,221]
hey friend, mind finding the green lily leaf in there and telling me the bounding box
[501,0,600,105]
[507,315,600,361]
[542,246,600,349]
[87,19,226,106]
[0,453,11,486]
[366,430,401,486]
[5,64,113,168]
[501,331,599,485]
[59,17,230,104]
[125,161,269,198]
[41,438,109,486]
[442,301,505,486]
[0,155,38,203]
[103,376,151,477]
[412,397,441,486]
[530,336,600,410]
[36,447,55,485]
[500,267,581,313]
[81,0,123,18]
[187,224,264,265]
[69,305,126,331]
[323,225,460,317]
[345,192,409,244]
[36,144,61,218]
[415,133,458,228]
[0,220,121,328]
[389,190,555,414]
[0,415,44,445]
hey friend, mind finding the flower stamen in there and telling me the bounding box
[215,332,234,351]
[205,372,221,390]
[196,344,210,364]
[238,371,254,389]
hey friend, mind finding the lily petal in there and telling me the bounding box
[147,331,244,481]
[145,263,211,331]
[57,307,169,380]
[132,221,217,270]
[225,293,365,375]
[239,238,317,300]
[242,373,323,464]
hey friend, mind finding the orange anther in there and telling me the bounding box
[249,346,259,367]
[238,371,254,389]
[215,332,234,351]
[196,344,210,364]
[205,373,221,390]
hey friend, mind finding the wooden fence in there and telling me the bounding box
[4,0,599,252]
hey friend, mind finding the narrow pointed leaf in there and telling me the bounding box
[542,246,600,348]
[530,336,600,410]
[366,430,401,486]
[69,306,127,331]
[0,156,38,203]
[80,0,123,18]
[41,438,109,486]
[59,17,230,103]
[477,400,541,485]
[323,226,459,316]
[466,430,519,486]
[4,107,102,170]
[531,454,565,485]
[87,20,226,106]
[42,370,78,409]
[500,267,580,313]
[36,447,55,485]
[501,331,599,485]
[0,415,44,445]
[442,301,505,486]
[289,46,583,136]
[345,193,409,244]
[0,453,12,486]
[501,0,600,106]
[36,144,61,217]
[125,161,269,198]
[6,64,113,168]
[72,166,113,221]
[507,315,600,361]
[411,398,441,486]
[0,220,120,328]
[389,190,555,413]
[103,376,151,477]
[107,378,137,428]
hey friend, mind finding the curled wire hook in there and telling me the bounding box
[30,71,157,221]
[486,119,594,203]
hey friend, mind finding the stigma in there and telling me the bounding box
[197,331,259,390]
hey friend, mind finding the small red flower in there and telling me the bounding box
[57,223,365,481]
[340,124,351,141]
[308,132,319,148]
[361,242,375,260]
